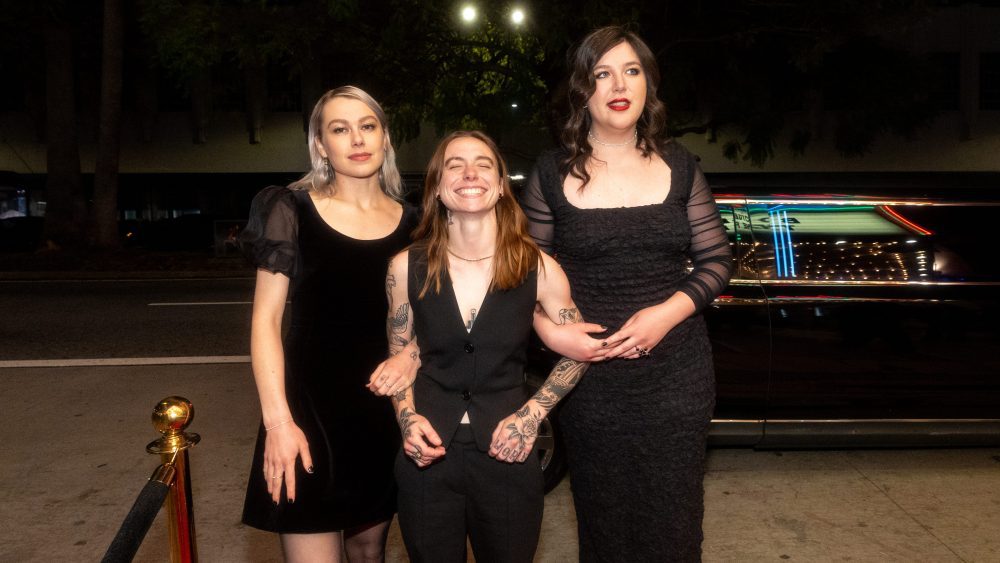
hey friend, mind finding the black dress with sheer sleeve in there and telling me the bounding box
[522,141,733,562]
[239,185,420,533]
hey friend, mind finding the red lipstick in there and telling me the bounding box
[348,153,372,161]
[608,98,631,111]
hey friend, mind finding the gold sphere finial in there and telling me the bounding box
[147,396,201,455]
[152,396,194,436]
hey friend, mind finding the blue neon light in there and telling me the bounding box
[769,207,796,278]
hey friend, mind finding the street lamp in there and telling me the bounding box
[510,7,525,25]
[460,5,477,23]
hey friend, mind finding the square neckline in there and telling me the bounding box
[299,189,408,242]
[557,154,679,212]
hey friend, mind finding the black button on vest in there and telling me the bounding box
[462,390,471,401]
[464,343,474,353]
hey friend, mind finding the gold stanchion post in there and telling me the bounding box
[146,397,201,563]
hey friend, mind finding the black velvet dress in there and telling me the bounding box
[521,142,733,562]
[240,186,419,533]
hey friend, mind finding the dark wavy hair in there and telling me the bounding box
[560,26,669,190]
[412,131,540,298]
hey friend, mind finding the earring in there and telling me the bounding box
[447,209,454,226]
[323,157,332,178]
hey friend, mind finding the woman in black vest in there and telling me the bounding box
[384,131,590,562]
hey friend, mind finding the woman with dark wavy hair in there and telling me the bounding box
[521,26,733,561]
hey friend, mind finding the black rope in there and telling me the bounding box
[101,472,172,563]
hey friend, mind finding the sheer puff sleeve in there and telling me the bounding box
[238,185,299,277]
[520,154,557,254]
[678,166,733,311]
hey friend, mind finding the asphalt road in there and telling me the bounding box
[0,278,257,362]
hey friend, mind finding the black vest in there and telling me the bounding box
[408,248,538,450]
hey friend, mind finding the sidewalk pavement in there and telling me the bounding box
[2,363,999,562]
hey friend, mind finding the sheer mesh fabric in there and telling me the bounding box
[239,185,299,277]
[520,149,732,311]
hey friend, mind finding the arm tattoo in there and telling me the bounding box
[558,307,581,325]
[390,303,410,336]
[387,302,411,354]
[531,357,588,410]
[531,307,589,412]
[385,271,396,304]
[398,406,417,437]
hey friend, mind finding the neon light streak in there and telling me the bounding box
[769,207,797,279]
[782,209,796,277]
[879,206,933,235]
[770,207,784,277]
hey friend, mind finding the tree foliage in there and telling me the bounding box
[131,0,942,164]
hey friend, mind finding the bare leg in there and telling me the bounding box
[281,531,344,563]
[344,519,392,563]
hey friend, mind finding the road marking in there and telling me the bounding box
[0,356,251,368]
[148,301,253,306]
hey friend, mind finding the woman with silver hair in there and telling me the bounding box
[240,85,419,562]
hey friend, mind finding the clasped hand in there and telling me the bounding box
[401,413,446,468]
[367,347,419,396]
[603,302,674,360]
[489,406,540,464]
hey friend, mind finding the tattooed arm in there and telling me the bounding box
[368,258,421,396]
[383,251,445,467]
[490,253,591,464]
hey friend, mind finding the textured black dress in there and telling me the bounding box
[521,142,733,562]
[240,186,419,533]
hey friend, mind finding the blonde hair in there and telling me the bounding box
[289,85,403,200]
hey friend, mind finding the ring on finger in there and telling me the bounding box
[635,345,650,357]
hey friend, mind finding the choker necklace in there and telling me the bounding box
[588,129,637,148]
[448,248,494,262]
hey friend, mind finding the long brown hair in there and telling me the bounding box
[412,131,540,298]
[560,26,669,190]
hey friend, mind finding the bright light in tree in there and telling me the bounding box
[510,7,525,25]
[461,5,477,22]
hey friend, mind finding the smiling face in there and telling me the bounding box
[586,40,648,136]
[315,96,387,181]
[435,136,503,216]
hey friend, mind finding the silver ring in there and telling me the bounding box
[272,476,281,480]
[636,346,649,357]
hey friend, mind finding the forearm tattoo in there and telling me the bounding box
[532,357,588,411]
[393,387,409,403]
[532,307,589,412]
[397,406,417,437]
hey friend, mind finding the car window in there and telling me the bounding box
[747,201,998,282]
